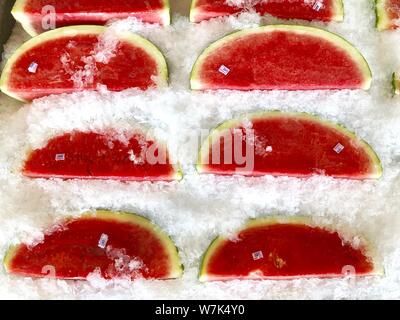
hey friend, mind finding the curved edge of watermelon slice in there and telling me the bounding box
[375,0,392,31]
[162,0,172,26]
[332,0,345,22]
[0,25,169,102]
[11,0,39,37]
[196,111,383,179]
[392,72,400,95]
[189,0,345,23]
[198,216,384,282]
[11,0,171,37]
[189,0,199,23]
[190,25,372,91]
[3,210,184,280]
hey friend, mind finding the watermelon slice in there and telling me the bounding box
[22,130,182,181]
[190,0,344,23]
[4,210,183,280]
[375,0,400,31]
[12,0,170,36]
[197,112,382,179]
[190,25,372,91]
[200,217,382,281]
[393,72,400,95]
[0,25,168,102]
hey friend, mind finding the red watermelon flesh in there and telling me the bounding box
[376,0,400,30]
[200,219,379,281]
[385,0,400,22]
[23,130,180,181]
[190,0,343,23]
[197,112,382,179]
[4,211,183,280]
[0,26,168,102]
[191,26,372,91]
[13,0,170,36]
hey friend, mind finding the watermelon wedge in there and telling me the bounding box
[12,0,170,36]
[4,210,183,280]
[393,72,400,95]
[190,25,372,91]
[200,217,382,281]
[22,130,182,181]
[375,0,400,31]
[197,112,382,179]
[0,25,168,102]
[190,0,344,23]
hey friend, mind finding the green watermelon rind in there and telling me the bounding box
[375,0,392,31]
[190,25,372,91]
[12,0,39,37]
[392,72,400,95]
[332,0,345,22]
[189,0,344,23]
[189,0,200,23]
[3,210,184,280]
[198,216,384,282]
[160,0,172,26]
[0,25,169,102]
[11,0,171,37]
[196,111,383,179]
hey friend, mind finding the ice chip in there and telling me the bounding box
[128,149,136,162]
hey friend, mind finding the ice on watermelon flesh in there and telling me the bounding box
[197,112,382,179]
[200,219,378,281]
[3,211,183,280]
[23,130,180,181]
[191,26,371,91]
[13,0,170,36]
[0,26,168,102]
[376,0,400,30]
[190,0,343,23]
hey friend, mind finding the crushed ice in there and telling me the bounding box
[0,1,399,299]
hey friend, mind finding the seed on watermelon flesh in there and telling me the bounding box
[12,0,170,36]
[23,130,181,181]
[190,0,344,23]
[376,0,400,31]
[191,25,372,91]
[200,218,381,281]
[0,26,168,102]
[197,112,382,179]
[3,211,183,280]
